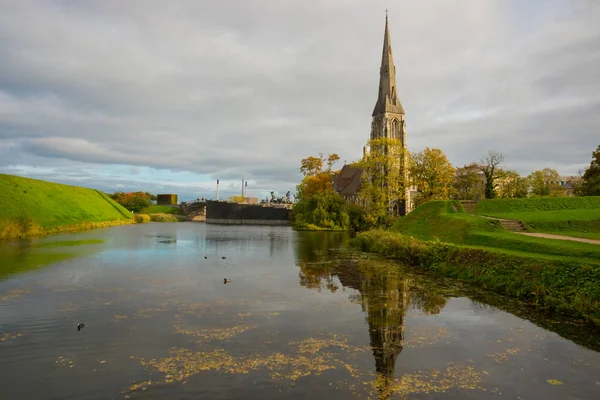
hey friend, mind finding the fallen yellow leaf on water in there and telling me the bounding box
[547,379,563,385]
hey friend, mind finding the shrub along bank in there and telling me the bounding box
[351,230,600,327]
[140,205,185,215]
[133,213,187,223]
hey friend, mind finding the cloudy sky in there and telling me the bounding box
[1,0,598,201]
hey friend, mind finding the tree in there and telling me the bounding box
[527,168,563,197]
[292,188,350,230]
[496,169,528,198]
[109,191,152,212]
[479,151,504,199]
[355,137,408,217]
[582,144,600,196]
[409,147,456,207]
[293,153,350,230]
[453,163,484,201]
[145,192,157,201]
[295,153,340,201]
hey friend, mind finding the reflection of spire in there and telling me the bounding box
[362,273,409,398]
[334,264,410,398]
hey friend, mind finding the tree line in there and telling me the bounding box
[292,142,600,231]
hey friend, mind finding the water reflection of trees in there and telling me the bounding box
[295,231,600,365]
[295,232,448,398]
[296,231,349,292]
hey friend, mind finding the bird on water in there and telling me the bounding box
[222,256,226,259]
[224,278,232,284]
[77,323,85,331]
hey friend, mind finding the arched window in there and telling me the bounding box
[392,119,400,140]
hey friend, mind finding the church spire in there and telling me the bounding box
[372,13,405,116]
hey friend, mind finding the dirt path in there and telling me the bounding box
[517,232,600,245]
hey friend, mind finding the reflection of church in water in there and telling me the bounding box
[295,230,448,398]
[336,264,409,397]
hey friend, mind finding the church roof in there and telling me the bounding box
[333,165,364,197]
[372,14,405,116]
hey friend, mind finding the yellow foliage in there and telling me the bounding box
[298,173,333,200]
[133,214,151,223]
[296,153,340,201]
[356,137,409,215]
[410,147,456,206]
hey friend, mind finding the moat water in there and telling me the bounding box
[1,223,599,399]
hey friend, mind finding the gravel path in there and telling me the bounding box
[518,232,600,245]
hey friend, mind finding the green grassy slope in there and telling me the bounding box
[477,196,600,216]
[390,200,502,242]
[476,197,600,239]
[390,200,600,265]
[477,196,600,214]
[0,174,132,227]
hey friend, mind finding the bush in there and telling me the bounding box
[134,214,151,223]
[148,213,186,222]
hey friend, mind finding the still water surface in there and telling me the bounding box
[1,223,599,399]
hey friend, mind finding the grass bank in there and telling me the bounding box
[476,197,600,240]
[351,230,600,327]
[390,200,600,265]
[0,174,133,239]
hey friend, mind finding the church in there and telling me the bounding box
[334,14,415,215]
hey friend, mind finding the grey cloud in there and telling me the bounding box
[0,0,599,195]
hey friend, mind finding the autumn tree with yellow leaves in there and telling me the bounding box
[409,147,455,207]
[293,153,352,230]
[355,137,409,218]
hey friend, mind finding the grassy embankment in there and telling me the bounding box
[134,205,187,223]
[352,198,600,326]
[0,174,133,239]
[476,197,600,240]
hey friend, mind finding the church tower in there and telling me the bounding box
[370,13,406,146]
[367,13,412,215]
